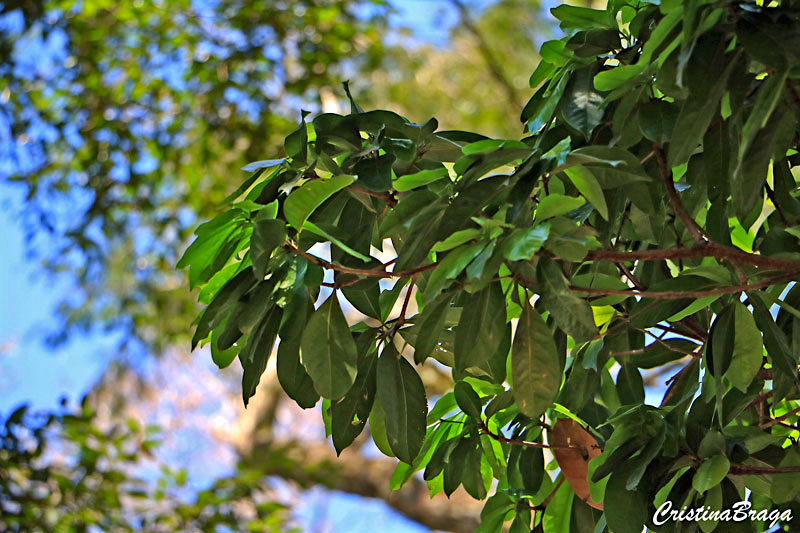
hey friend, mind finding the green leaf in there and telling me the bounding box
[563,166,608,220]
[542,477,574,533]
[210,326,241,369]
[725,301,764,392]
[376,344,428,464]
[354,154,396,192]
[240,308,282,406]
[425,243,485,300]
[536,194,586,220]
[501,223,550,261]
[638,100,678,145]
[530,59,556,87]
[561,67,605,139]
[550,5,612,31]
[771,448,800,504]
[706,304,735,378]
[331,336,378,454]
[251,219,286,280]
[537,257,598,343]
[454,381,482,418]
[178,210,246,288]
[603,469,648,533]
[285,111,309,163]
[277,337,319,409]
[455,283,507,373]
[511,301,561,420]
[394,168,449,192]
[739,71,788,159]
[692,455,730,494]
[300,293,358,400]
[443,437,470,496]
[369,395,395,458]
[303,220,371,262]
[593,64,645,91]
[342,281,382,320]
[284,175,355,230]
[566,28,621,57]
[413,292,455,364]
[523,72,570,133]
[750,293,797,385]
[667,41,738,168]
[431,229,482,253]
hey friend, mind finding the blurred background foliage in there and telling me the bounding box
[0,0,567,530]
[0,0,551,352]
[0,401,295,532]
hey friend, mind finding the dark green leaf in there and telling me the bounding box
[331,335,378,454]
[277,337,319,409]
[376,344,428,464]
[512,301,561,420]
[300,293,358,399]
[501,224,550,261]
[454,381,482,419]
[455,283,507,373]
[560,67,605,139]
[537,257,598,343]
[354,153,396,192]
[251,219,286,280]
[413,292,455,364]
[240,308,282,406]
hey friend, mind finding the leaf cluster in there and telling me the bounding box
[181,0,800,531]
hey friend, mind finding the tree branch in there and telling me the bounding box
[586,244,800,272]
[448,0,521,114]
[569,270,800,299]
[480,422,594,454]
[284,243,436,278]
[759,406,800,430]
[654,144,709,246]
[683,450,800,475]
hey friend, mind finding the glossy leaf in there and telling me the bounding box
[299,294,358,400]
[376,345,428,464]
[512,301,561,420]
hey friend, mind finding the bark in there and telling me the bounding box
[242,439,483,533]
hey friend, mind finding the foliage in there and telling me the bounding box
[182,0,800,531]
[0,401,294,532]
[0,0,389,348]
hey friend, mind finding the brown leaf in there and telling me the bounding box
[548,418,603,510]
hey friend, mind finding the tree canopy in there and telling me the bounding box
[182,0,800,531]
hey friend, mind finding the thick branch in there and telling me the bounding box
[448,0,521,114]
[243,440,482,532]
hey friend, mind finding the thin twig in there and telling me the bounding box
[480,423,589,453]
[390,276,416,335]
[586,244,800,272]
[568,270,800,300]
[285,243,436,278]
[654,144,709,246]
[759,406,800,430]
